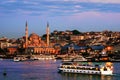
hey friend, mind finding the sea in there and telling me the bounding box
[0,59,120,80]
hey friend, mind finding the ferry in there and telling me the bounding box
[58,62,113,75]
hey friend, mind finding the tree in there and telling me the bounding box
[72,30,82,35]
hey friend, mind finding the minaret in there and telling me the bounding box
[25,21,28,48]
[46,22,50,47]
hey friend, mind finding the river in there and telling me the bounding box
[0,59,120,80]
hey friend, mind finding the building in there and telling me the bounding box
[23,21,57,54]
[0,37,11,49]
[70,35,85,42]
[7,46,18,55]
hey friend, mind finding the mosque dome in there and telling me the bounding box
[29,33,39,37]
[29,33,41,41]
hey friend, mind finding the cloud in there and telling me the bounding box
[23,1,39,5]
[57,11,120,31]
[0,0,120,17]
[84,0,120,4]
[1,0,16,4]
[61,0,120,4]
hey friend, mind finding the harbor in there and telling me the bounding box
[0,59,120,80]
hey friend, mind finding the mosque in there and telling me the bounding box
[23,22,57,54]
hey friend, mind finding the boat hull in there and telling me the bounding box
[58,68,101,74]
[58,67,113,75]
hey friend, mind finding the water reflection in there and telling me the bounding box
[0,60,119,80]
[60,73,113,80]
[101,75,113,80]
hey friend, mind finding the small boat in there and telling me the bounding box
[0,58,3,60]
[62,57,73,62]
[72,56,87,62]
[34,55,56,60]
[14,57,20,62]
[13,56,27,62]
[62,55,87,62]
[58,62,113,75]
[29,55,39,60]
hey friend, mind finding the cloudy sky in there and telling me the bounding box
[0,0,120,38]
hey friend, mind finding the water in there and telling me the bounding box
[0,59,120,80]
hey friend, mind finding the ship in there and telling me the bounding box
[13,56,27,62]
[58,62,113,75]
[62,54,87,62]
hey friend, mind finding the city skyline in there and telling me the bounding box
[0,0,120,38]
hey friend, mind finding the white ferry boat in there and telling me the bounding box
[58,62,113,75]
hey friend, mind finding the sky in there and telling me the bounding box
[0,0,120,38]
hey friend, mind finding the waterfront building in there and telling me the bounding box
[0,37,19,55]
[7,46,18,55]
[23,22,57,54]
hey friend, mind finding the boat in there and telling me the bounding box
[62,57,73,62]
[62,54,87,62]
[72,56,87,62]
[58,62,113,75]
[13,56,27,62]
[36,55,56,60]
[29,55,39,60]
[0,58,3,60]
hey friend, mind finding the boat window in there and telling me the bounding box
[62,63,72,65]
[104,67,107,71]
[83,64,86,66]
[88,71,89,73]
[96,72,99,74]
